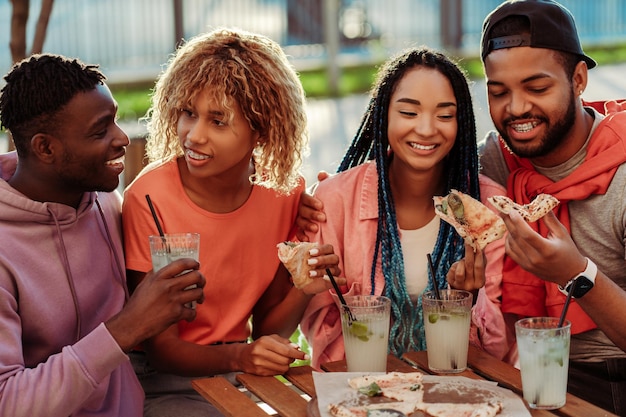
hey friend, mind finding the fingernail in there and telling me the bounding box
[309,270,318,277]
[309,248,319,256]
[289,342,300,349]
[304,353,311,360]
[307,258,318,265]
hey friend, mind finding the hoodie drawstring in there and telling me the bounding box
[47,195,127,343]
[95,197,129,301]
[47,206,82,343]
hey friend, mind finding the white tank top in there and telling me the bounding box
[399,215,440,299]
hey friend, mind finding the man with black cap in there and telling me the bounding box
[294,1,626,411]
[480,0,626,413]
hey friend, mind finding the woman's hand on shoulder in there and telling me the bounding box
[295,171,330,241]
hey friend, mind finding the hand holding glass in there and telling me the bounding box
[149,233,200,309]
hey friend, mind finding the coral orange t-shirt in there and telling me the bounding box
[122,159,302,344]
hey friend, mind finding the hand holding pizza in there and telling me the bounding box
[446,243,487,291]
[277,241,344,294]
[433,190,506,251]
[501,210,587,286]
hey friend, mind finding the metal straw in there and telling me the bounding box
[427,253,442,300]
[145,194,165,237]
[146,194,171,256]
[558,279,579,327]
[326,268,357,322]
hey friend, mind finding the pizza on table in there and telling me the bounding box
[328,372,503,417]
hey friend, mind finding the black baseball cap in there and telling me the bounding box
[481,0,596,69]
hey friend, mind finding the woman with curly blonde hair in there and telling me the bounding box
[145,28,306,194]
[121,28,339,417]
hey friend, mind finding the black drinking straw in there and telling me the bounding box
[326,268,356,322]
[427,253,442,300]
[558,278,579,327]
[145,194,165,237]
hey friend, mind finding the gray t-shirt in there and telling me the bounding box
[479,108,626,362]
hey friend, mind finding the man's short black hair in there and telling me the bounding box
[0,54,106,155]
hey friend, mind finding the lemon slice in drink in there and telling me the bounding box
[349,321,370,341]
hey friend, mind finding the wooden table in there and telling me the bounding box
[192,345,617,417]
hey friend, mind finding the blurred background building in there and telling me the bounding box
[1,0,625,87]
[1,0,626,186]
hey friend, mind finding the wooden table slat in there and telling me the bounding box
[191,376,269,417]
[237,373,308,417]
[402,350,497,381]
[321,353,415,373]
[284,365,316,397]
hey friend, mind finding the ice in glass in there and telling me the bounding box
[515,317,571,410]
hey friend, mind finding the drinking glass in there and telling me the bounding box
[515,317,571,409]
[340,295,391,372]
[422,289,472,373]
[149,233,200,308]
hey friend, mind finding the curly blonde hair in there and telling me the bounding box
[145,28,308,194]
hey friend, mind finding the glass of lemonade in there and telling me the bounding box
[422,289,472,373]
[515,317,571,410]
[340,295,391,372]
[149,233,200,308]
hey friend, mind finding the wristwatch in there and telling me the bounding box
[558,257,597,299]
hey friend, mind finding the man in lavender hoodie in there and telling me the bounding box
[0,54,206,416]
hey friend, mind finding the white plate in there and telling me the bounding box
[312,372,531,417]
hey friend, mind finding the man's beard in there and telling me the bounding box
[59,152,119,193]
[499,91,577,159]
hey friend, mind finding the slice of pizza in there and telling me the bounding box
[488,194,559,222]
[276,241,319,289]
[420,400,503,417]
[328,373,425,416]
[329,401,417,417]
[351,374,424,404]
[433,190,506,251]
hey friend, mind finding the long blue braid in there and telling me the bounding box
[337,48,480,356]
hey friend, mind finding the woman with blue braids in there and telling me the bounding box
[298,46,511,369]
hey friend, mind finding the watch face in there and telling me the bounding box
[572,276,594,298]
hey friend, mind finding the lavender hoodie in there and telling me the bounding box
[0,152,143,416]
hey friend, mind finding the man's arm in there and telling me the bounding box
[502,210,626,351]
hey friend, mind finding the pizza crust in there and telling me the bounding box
[276,241,319,288]
[488,194,559,222]
[433,190,506,251]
